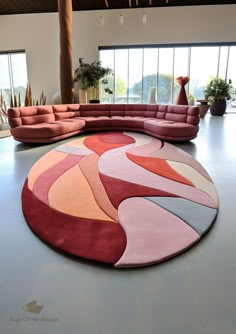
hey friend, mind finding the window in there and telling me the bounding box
[218,46,229,79]
[173,48,189,102]
[227,46,236,90]
[128,49,143,103]
[158,48,173,104]
[189,46,219,101]
[0,50,28,107]
[114,49,128,103]
[99,43,236,108]
[100,49,114,103]
[143,48,158,103]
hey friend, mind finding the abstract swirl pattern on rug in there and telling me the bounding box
[22,132,219,268]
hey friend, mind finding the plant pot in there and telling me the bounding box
[89,99,100,104]
[199,104,209,118]
[210,100,226,116]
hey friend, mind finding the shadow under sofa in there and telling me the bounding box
[7,103,200,144]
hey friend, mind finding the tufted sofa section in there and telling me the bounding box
[8,103,200,144]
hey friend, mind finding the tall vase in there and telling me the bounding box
[149,87,157,104]
[176,76,190,105]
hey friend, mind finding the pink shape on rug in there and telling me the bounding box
[115,197,200,268]
[28,150,68,190]
[33,154,84,205]
[127,137,162,156]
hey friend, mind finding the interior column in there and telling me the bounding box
[57,0,74,103]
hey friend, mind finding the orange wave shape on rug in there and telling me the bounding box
[126,152,194,186]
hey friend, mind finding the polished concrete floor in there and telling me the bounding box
[0,114,236,334]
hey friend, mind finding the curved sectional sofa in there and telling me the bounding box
[8,103,200,144]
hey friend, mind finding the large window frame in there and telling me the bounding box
[99,42,236,105]
[0,49,28,107]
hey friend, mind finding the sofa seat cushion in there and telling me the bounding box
[144,119,175,132]
[77,116,112,128]
[144,119,198,137]
[11,119,85,139]
[111,116,155,128]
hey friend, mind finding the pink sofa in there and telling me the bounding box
[8,103,200,144]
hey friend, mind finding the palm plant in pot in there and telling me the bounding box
[74,57,113,103]
[204,78,233,116]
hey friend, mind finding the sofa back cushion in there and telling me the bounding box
[156,105,168,119]
[8,105,54,127]
[80,104,109,117]
[52,104,80,112]
[124,104,157,117]
[21,114,55,125]
[54,112,81,120]
[109,104,125,117]
[145,104,159,117]
[53,104,81,120]
[165,105,188,123]
[156,104,200,125]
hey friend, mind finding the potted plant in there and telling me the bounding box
[204,78,233,116]
[74,57,112,103]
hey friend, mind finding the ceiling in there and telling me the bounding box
[0,0,235,15]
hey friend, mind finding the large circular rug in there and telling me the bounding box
[22,132,218,268]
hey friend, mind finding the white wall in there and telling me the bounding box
[0,13,59,104]
[0,5,235,103]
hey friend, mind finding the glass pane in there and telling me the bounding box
[189,46,219,101]
[227,46,236,111]
[143,48,158,104]
[218,46,229,79]
[114,49,128,103]
[158,48,173,104]
[227,46,236,87]
[11,53,28,105]
[128,49,143,103]
[100,50,114,103]
[173,48,189,103]
[0,54,11,107]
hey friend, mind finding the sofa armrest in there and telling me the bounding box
[186,106,200,126]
